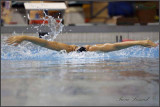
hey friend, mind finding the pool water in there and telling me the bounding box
[1,36,159,106]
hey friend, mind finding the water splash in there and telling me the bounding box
[1,41,159,60]
[45,15,64,41]
[24,2,64,41]
[1,7,65,60]
[30,10,64,41]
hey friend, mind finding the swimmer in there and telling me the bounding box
[6,35,158,53]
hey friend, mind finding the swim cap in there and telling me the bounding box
[77,47,87,52]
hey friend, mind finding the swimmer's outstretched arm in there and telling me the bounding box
[6,35,77,52]
[88,40,157,52]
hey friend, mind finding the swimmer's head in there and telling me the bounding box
[76,47,87,52]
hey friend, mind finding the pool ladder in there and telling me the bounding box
[116,35,122,42]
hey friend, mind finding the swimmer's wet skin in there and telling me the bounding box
[6,35,158,53]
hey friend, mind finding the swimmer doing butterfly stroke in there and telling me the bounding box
[6,35,157,53]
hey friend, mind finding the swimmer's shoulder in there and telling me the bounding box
[70,45,78,51]
[84,45,91,51]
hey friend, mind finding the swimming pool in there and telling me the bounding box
[1,34,159,106]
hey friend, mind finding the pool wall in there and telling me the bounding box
[1,32,159,44]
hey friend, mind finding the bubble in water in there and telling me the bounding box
[34,26,39,29]
[12,31,17,36]
[27,13,31,20]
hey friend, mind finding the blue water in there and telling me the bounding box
[1,37,159,106]
[1,41,159,60]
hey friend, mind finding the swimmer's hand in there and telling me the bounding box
[6,35,25,46]
[143,40,158,47]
